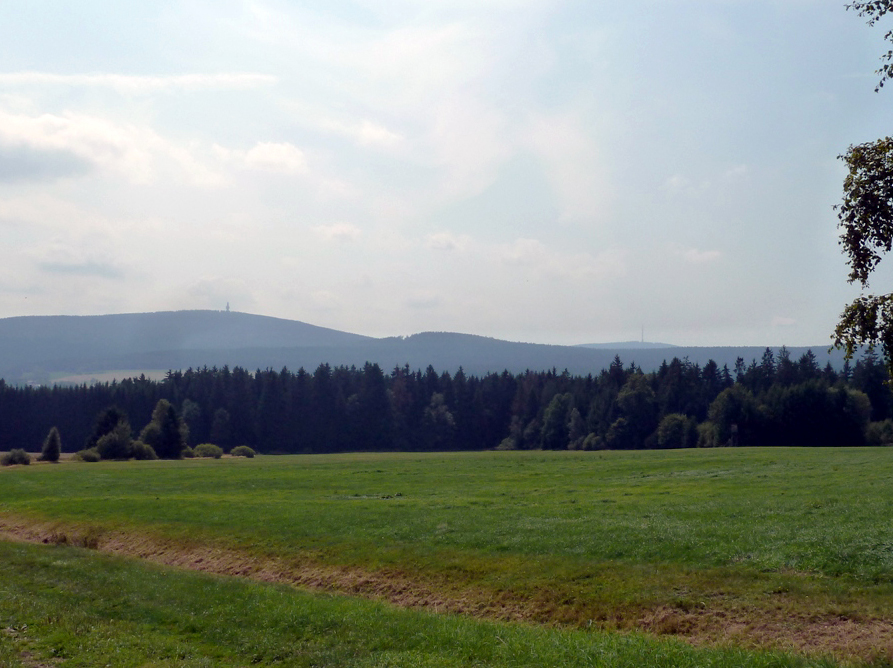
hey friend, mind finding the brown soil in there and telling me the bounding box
[1,515,891,664]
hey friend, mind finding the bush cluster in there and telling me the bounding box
[193,443,223,459]
[130,441,158,460]
[1,449,31,466]
[230,445,256,458]
[96,422,133,460]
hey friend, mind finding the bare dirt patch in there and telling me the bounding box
[1,515,891,663]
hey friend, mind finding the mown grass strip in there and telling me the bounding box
[0,540,841,668]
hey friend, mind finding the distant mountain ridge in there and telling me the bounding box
[0,310,370,382]
[577,341,679,350]
[0,310,854,384]
[0,310,371,351]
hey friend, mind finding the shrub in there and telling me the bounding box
[697,421,719,448]
[138,422,161,452]
[230,445,256,458]
[181,446,195,458]
[130,441,158,460]
[193,443,223,459]
[40,427,61,462]
[1,449,31,466]
[657,413,698,449]
[867,419,893,446]
[581,433,604,450]
[96,422,133,460]
[495,437,517,451]
[77,448,101,462]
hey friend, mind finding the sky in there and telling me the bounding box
[0,1,888,347]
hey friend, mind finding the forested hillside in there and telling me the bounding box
[1,347,888,455]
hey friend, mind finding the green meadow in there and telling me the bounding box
[1,448,892,665]
[0,540,836,668]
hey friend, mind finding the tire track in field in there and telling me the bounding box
[1,514,891,663]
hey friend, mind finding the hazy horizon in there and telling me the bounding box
[0,307,848,350]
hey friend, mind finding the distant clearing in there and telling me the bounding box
[1,448,892,664]
[51,369,169,385]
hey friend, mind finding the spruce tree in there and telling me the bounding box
[40,427,61,462]
[156,404,187,459]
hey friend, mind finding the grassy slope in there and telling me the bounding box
[1,448,892,661]
[0,540,835,667]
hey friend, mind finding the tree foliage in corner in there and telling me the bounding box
[847,1,893,91]
[835,2,893,376]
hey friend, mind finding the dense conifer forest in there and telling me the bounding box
[1,347,890,456]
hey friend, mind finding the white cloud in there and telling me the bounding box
[663,165,749,198]
[525,112,611,224]
[37,257,125,280]
[425,96,511,200]
[183,276,256,311]
[426,232,472,252]
[212,142,308,174]
[663,174,696,195]
[0,93,36,113]
[214,141,310,175]
[499,238,627,282]
[772,316,797,328]
[0,72,278,94]
[405,291,442,309]
[671,244,723,264]
[684,248,723,263]
[724,164,749,180]
[310,290,340,312]
[317,117,403,148]
[244,142,308,173]
[346,23,492,99]
[500,238,548,265]
[17,227,135,285]
[313,222,362,242]
[0,108,221,185]
[0,194,128,237]
[0,109,152,182]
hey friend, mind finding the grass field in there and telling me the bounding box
[0,540,840,668]
[1,448,892,665]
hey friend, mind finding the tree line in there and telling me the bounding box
[0,347,891,456]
